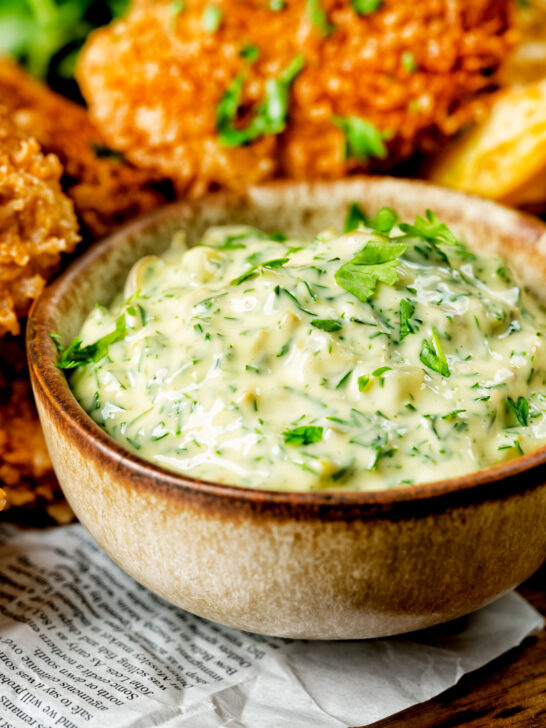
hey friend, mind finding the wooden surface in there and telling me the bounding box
[367,565,546,728]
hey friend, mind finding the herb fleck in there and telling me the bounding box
[420,328,450,377]
[202,5,223,32]
[53,315,127,370]
[333,116,388,162]
[283,425,323,446]
[506,396,529,427]
[351,0,382,14]
[311,319,343,332]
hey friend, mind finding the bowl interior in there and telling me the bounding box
[27,176,546,510]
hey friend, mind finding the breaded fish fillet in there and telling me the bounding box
[78,0,513,196]
[0,108,80,337]
[0,337,72,522]
[0,58,168,238]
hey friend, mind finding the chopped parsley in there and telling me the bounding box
[506,396,530,427]
[169,0,185,29]
[372,207,398,234]
[399,299,418,340]
[344,203,397,234]
[67,215,546,493]
[351,0,382,14]
[357,374,370,392]
[53,314,127,370]
[420,328,450,377]
[280,287,316,316]
[335,240,408,303]
[311,319,343,332]
[92,144,125,162]
[333,116,388,162]
[345,202,368,232]
[306,0,335,35]
[283,425,323,446]
[240,44,260,62]
[401,51,417,73]
[202,5,223,32]
[400,209,459,255]
[336,370,353,389]
[230,257,289,285]
[217,55,304,146]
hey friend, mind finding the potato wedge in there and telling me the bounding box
[428,80,546,209]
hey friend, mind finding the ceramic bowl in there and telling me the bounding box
[27,178,546,639]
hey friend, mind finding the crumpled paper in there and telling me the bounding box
[0,523,542,728]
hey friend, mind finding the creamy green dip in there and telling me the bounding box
[64,209,546,491]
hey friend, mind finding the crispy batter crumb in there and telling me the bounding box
[0,108,80,337]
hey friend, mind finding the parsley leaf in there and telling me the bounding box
[311,319,343,332]
[351,0,382,14]
[399,298,418,340]
[208,229,285,249]
[357,374,370,391]
[0,0,129,85]
[345,202,368,232]
[283,425,323,446]
[401,50,417,73]
[336,370,353,389]
[399,209,458,246]
[240,43,260,61]
[217,55,304,146]
[280,288,316,316]
[333,116,388,162]
[344,204,397,234]
[202,4,223,32]
[92,144,126,162]
[306,0,335,34]
[262,257,289,268]
[420,328,450,377]
[53,314,127,370]
[506,396,530,427]
[335,240,408,303]
[230,257,289,285]
[373,207,398,234]
[169,0,185,29]
[399,210,459,265]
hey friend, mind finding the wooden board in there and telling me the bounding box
[367,565,546,728]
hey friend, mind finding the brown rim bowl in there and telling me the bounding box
[27,177,546,639]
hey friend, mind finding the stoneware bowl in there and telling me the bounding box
[27,178,546,639]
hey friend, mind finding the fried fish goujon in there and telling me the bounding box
[0,58,168,239]
[0,108,80,338]
[78,0,513,196]
[0,337,72,522]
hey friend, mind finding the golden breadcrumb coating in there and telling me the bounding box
[0,108,80,337]
[500,0,546,86]
[0,338,73,523]
[0,61,168,524]
[78,0,513,196]
[0,57,168,238]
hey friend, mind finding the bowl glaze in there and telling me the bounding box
[27,178,546,639]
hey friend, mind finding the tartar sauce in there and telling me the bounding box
[66,210,546,490]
